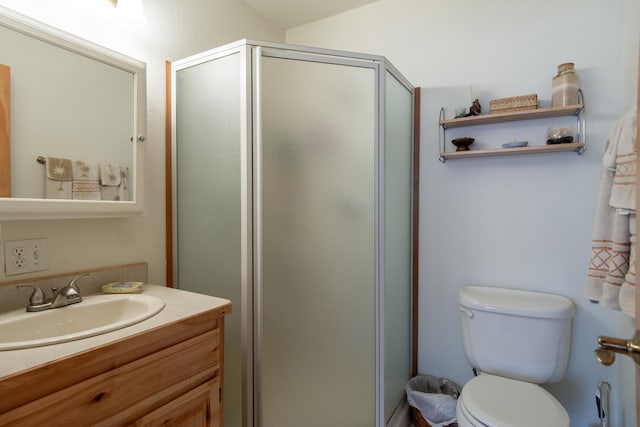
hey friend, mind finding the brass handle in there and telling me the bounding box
[595,331,640,367]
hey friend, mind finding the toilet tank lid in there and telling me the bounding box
[459,286,575,319]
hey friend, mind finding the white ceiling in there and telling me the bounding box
[243,0,378,30]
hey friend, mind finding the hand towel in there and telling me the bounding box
[44,157,72,199]
[610,108,637,210]
[585,107,637,317]
[99,162,121,187]
[100,165,130,201]
[620,213,636,316]
[72,160,100,200]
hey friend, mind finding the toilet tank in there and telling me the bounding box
[459,286,575,383]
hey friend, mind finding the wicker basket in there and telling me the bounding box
[410,406,457,427]
[489,94,538,113]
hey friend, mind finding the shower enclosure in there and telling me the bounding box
[171,40,415,427]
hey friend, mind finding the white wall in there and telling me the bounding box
[287,0,640,425]
[0,0,284,284]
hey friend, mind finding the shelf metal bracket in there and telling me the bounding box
[438,107,446,162]
[575,89,586,155]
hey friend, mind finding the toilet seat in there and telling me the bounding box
[457,373,569,427]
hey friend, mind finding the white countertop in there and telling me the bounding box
[0,284,231,379]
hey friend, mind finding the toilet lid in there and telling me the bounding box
[459,374,569,427]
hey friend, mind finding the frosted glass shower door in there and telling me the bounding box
[384,71,413,422]
[174,50,245,427]
[256,52,377,427]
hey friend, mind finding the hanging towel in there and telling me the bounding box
[72,160,101,200]
[99,162,121,187]
[610,109,637,210]
[100,164,130,201]
[585,107,637,317]
[44,157,72,199]
[620,214,636,315]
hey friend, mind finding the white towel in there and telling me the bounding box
[620,213,636,315]
[44,157,72,199]
[585,107,637,317]
[72,160,100,200]
[610,108,637,210]
[99,162,121,187]
[100,165,130,201]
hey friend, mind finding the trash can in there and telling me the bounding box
[406,375,461,427]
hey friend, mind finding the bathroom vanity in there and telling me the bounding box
[0,285,231,426]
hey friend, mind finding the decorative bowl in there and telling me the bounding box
[451,137,475,151]
[546,126,574,144]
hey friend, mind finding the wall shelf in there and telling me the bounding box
[438,91,585,162]
[440,104,583,129]
[439,142,585,161]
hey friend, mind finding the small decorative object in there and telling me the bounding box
[552,62,580,107]
[502,140,529,148]
[101,281,144,294]
[489,94,538,113]
[455,107,467,118]
[469,99,482,116]
[451,137,475,151]
[546,126,574,144]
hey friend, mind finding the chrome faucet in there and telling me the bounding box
[17,273,90,312]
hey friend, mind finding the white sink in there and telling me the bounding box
[0,294,165,351]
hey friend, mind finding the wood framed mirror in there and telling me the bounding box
[0,63,9,198]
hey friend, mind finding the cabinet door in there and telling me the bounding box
[132,378,220,427]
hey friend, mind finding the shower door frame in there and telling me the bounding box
[171,39,416,427]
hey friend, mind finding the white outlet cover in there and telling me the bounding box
[4,238,49,276]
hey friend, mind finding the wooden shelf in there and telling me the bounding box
[440,104,584,129]
[439,142,585,161]
[438,95,586,162]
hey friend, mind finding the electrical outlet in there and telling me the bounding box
[4,238,49,276]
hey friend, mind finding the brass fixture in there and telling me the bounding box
[595,331,640,367]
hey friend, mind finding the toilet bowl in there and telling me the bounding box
[456,373,570,427]
[457,286,575,426]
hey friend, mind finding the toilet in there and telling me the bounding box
[457,285,575,426]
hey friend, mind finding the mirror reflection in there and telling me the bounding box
[0,8,143,210]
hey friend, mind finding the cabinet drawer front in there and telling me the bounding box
[0,329,220,426]
[132,378,220,427]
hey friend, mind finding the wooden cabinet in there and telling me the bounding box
[438,100,586,161]
[0,306,229,427]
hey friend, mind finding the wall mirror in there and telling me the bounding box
[0,6,145,219]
